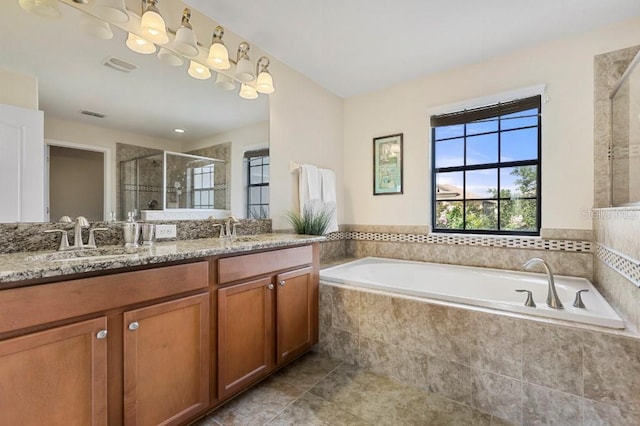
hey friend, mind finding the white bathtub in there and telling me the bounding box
[320,257,625,329]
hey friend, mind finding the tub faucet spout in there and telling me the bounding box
[523,258,563,309]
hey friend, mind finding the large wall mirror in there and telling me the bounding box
[0,0,269,223]
[610,49,640,206]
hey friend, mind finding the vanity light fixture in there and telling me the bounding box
[18,0,61,18]
[173,8,198,57]
[215,72,236,91]
[188,60,211,80]
[20,0,276,100]
[255,57,275,94]
[157,47,184,66]
[126,32,156,54]
[93,0,129,23]
[140,0,168,44]
[234,42,255,83]
[206,26,230,70]
[239,82,258,100]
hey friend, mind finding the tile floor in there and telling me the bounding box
[191,351,515,426]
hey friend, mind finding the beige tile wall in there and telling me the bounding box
[318,283,640,425]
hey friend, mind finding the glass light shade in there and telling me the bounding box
[215,73,236,91]
[234,57,255,82]
[157,47,184,66]
[174,26,198,57]
[18,0,61,18]
[93,0,129,23]
[239,83,258,100]
[140,9,169,44]
[207,42,230,70]
[256,71,275,94]
[126,33,156,54]
[188,61,211,80]
[80,15,113,40]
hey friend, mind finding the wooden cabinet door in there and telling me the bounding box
[276,267,315,364]
[123,293,209,426]
[218,277,275,399]
[0,317,108,426]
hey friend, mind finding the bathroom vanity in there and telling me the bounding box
[0,235,322,426]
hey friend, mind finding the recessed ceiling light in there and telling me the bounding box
[173,128,186,134]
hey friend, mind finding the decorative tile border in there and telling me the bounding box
[595,244,640,286]
[324,231,593,253]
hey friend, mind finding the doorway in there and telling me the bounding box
[46,141,110,222]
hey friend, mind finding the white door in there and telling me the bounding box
[0,103,45,222]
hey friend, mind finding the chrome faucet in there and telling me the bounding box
[224,215,239,238]
[523,258,564,309]
[72,216,90,249]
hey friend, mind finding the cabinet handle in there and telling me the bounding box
[128,322,139,331]
[96,329,108,340]
[279,280,286,287]
[267,283,274,290]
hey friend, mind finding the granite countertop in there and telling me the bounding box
[0,234,325,286]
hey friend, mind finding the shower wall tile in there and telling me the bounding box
[345,240,593,279]
[593,257,640,333]
[583,400,640,426]
[331,287,359,333]
[583,332,640,414]
[426,355,472,406]
[469,311,523,379]
[319,282,640,425]
[357,336,429,391]
[522,322,584,396]
[522,383,582,426]
[471,369,522,424]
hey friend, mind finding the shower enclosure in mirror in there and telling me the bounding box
[120,151,227,219]
[610,49,640,206]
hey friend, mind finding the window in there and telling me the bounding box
[245,149,269,219]
[192,166,215,209]
[431,95,541,235]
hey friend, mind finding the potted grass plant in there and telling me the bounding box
[286,205,334,235]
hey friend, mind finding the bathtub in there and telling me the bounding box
[320,257,625,329]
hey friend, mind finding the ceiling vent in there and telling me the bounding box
[80,110,106,119]
[102,56,137,73]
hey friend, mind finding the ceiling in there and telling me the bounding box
[0,1,268,142]
[186,0,640,97]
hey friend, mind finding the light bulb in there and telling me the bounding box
[239,83,258,100]
[256,71,275,94]
[188,61,211,80]
[140,2,169,44]
[126,33,156,54]
[207,42,230,70]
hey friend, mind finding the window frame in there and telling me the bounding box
[430,95,542,236]
[245,149,270,219]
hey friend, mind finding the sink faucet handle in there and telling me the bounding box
[515,289,536,308]
[87,227,109,248]
[44,229,70,251]
[572,289,589,309]
[212,223,225,238]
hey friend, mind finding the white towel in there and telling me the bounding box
[319,168,338,233]
[299,164,322,213]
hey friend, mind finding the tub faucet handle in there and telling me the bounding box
[572,289,589,309]
[515,289,536,308]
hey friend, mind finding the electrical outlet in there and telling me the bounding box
[155,224,177,239]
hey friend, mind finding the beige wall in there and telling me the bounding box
[269,60,344,230]
[0,67,38,110]
[343,17,640,231]
[45,115,181,219]
[182,120,269,218]
[49,146,104,222]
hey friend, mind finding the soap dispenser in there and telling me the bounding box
[122,211,140,248]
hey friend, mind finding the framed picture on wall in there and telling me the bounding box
[373,133,403,195]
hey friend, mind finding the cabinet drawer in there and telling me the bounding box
[218,246,312,285]
[0,261,208,336]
